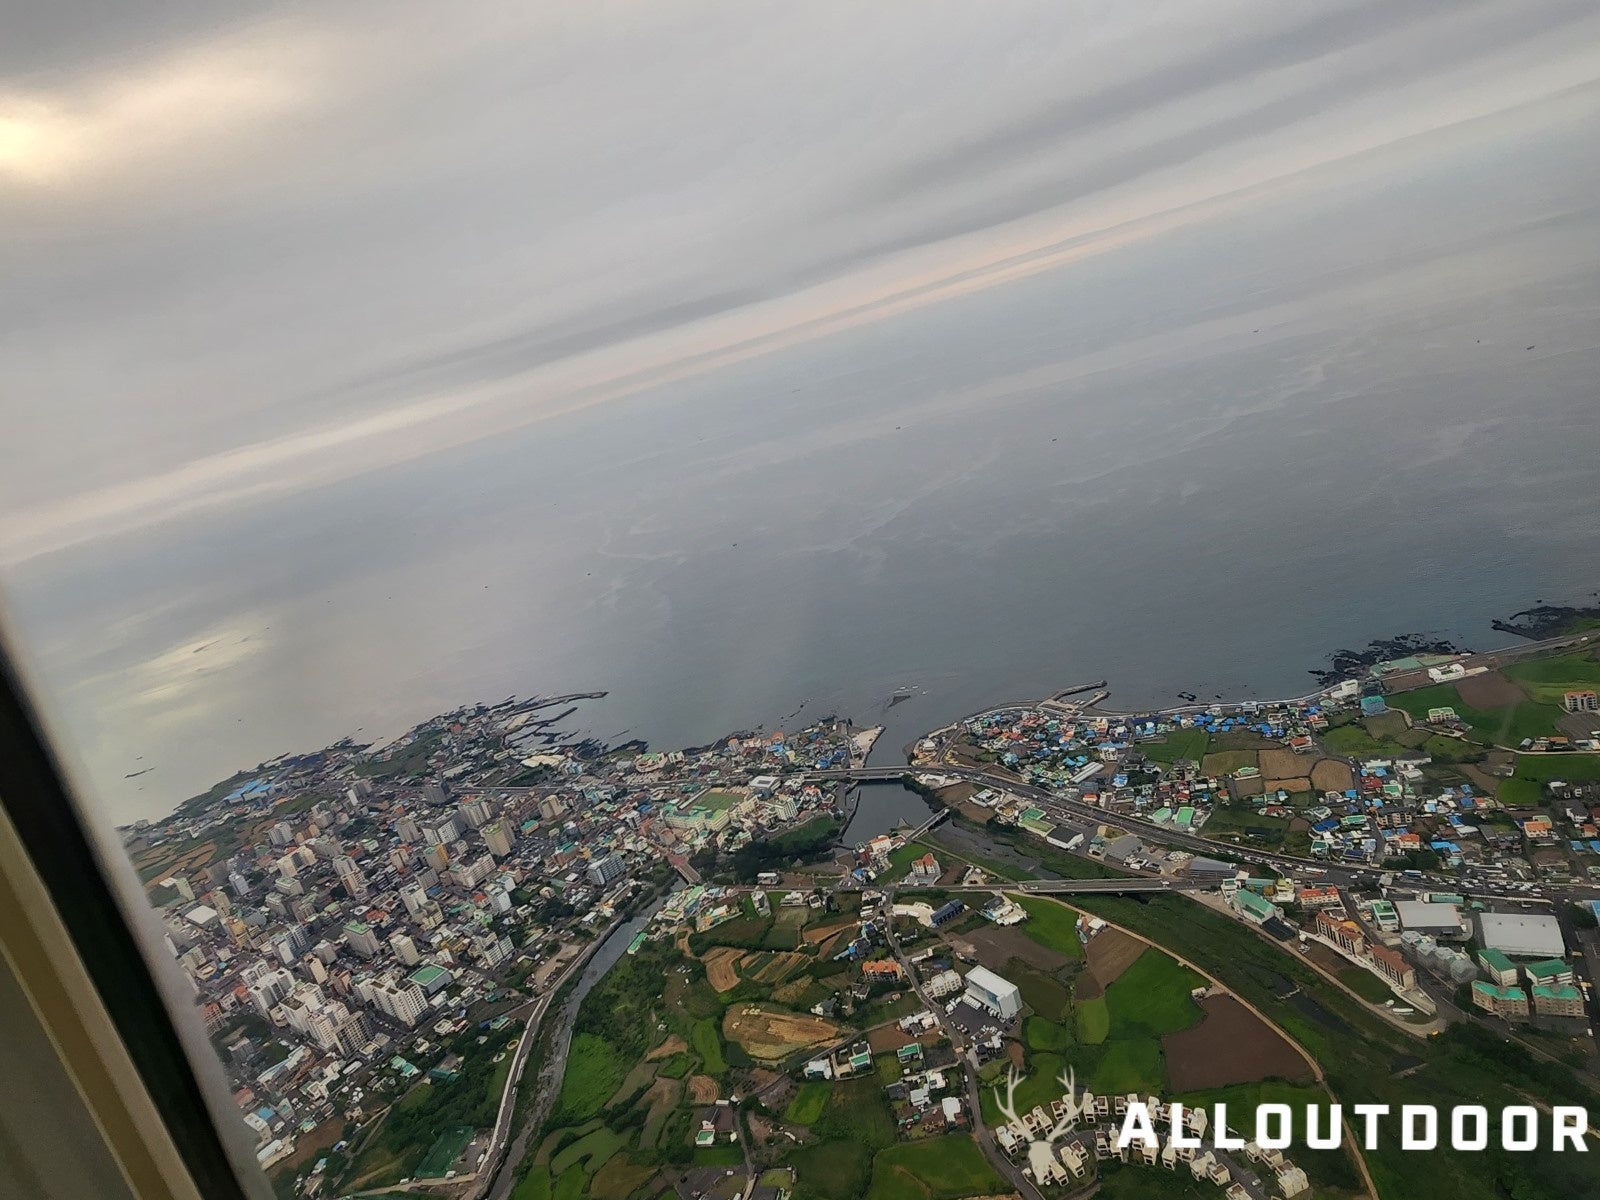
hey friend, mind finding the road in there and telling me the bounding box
[477,911,637,1200]
[813,765,1600,907]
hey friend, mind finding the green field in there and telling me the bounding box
[1320,722,1411,759]
[511,1166,551,1200]
[785,1080,831,1125]
[1495,779,1543,807]
[415,1125,474,1179]
[1012,895,1084,957]
[1085,1038,1164,1095]
[1337,967,1396,1003]
[884,840,936,877]
[864,1135,1005,1200]
[1075,995,1109,1044]
[549,1127,624,1177]
[552,1164,585,1200]
[1023,1016,1074,1053]
[1513,753,1600,784]
[978,1051,1064,1124]
[1143,730,1211,764]
[1006,960,1072,1022]
[1200,749,1257,776]
[1072,891,1600,1200]
[692,1017,727,1077]
[787,1079,897,1200]
[1200,805,1287,844]
[1385,679,1566,747]
[1104,950,1204,1034]
[553,1034,629,1123]
[1503,652,1600,704]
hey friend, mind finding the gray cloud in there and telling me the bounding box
[1,2,1598,820]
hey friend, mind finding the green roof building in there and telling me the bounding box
[410,964,453,996]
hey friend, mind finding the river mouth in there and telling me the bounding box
[839,781,935,844]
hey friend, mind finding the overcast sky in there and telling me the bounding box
[4,2,1600,822]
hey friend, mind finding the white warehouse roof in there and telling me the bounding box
[1477,912,1564,959]
[964,964,1019,998]
[1394,901,1464,930]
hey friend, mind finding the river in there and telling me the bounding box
[487,893,669,1200]
[840,782,936,845]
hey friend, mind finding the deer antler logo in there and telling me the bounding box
[992,1064,1083,1181]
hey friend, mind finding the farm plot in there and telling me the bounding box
[1084,927,1145,987]
[1309,758,1355,793]
[1456,670,1530,709]
[702,947,743,993]
[751,951,810,985]
[1258,748,1311,780]
[945,924,1071,972]
[1201,750,1258,777]
[1162,994,1313,1092]
[1011,895,1085,959]
[724,1004,843,1060]
[1104,949,1203,1034]
[803,917,858,945]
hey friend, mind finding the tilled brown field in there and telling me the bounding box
[1309,758,1355,793]
[1456,670,1526,709]
[1162,994,1313,1091]
[1084,928,1145,987]
[1258,748,1308,780]
[946,925,1071,972]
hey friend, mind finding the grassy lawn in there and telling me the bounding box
[553,1034,628,1124]
[1012,895,1084,957]
[785,1080,831,1125]
[693,1017,727,1077]
[884,841,935,877]
[1074,995,1109,1044]
[865,1135,1005,1200]
[1143,730,1210,764]
[1338,967,1397,1003]
[692,1144,745,1167]
[1104,950,1204,1035]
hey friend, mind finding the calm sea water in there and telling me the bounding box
[7,98,1600,824]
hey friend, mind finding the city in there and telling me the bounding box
[119,630,1600,1200]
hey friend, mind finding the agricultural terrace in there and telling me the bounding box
[527,940,763,1200]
